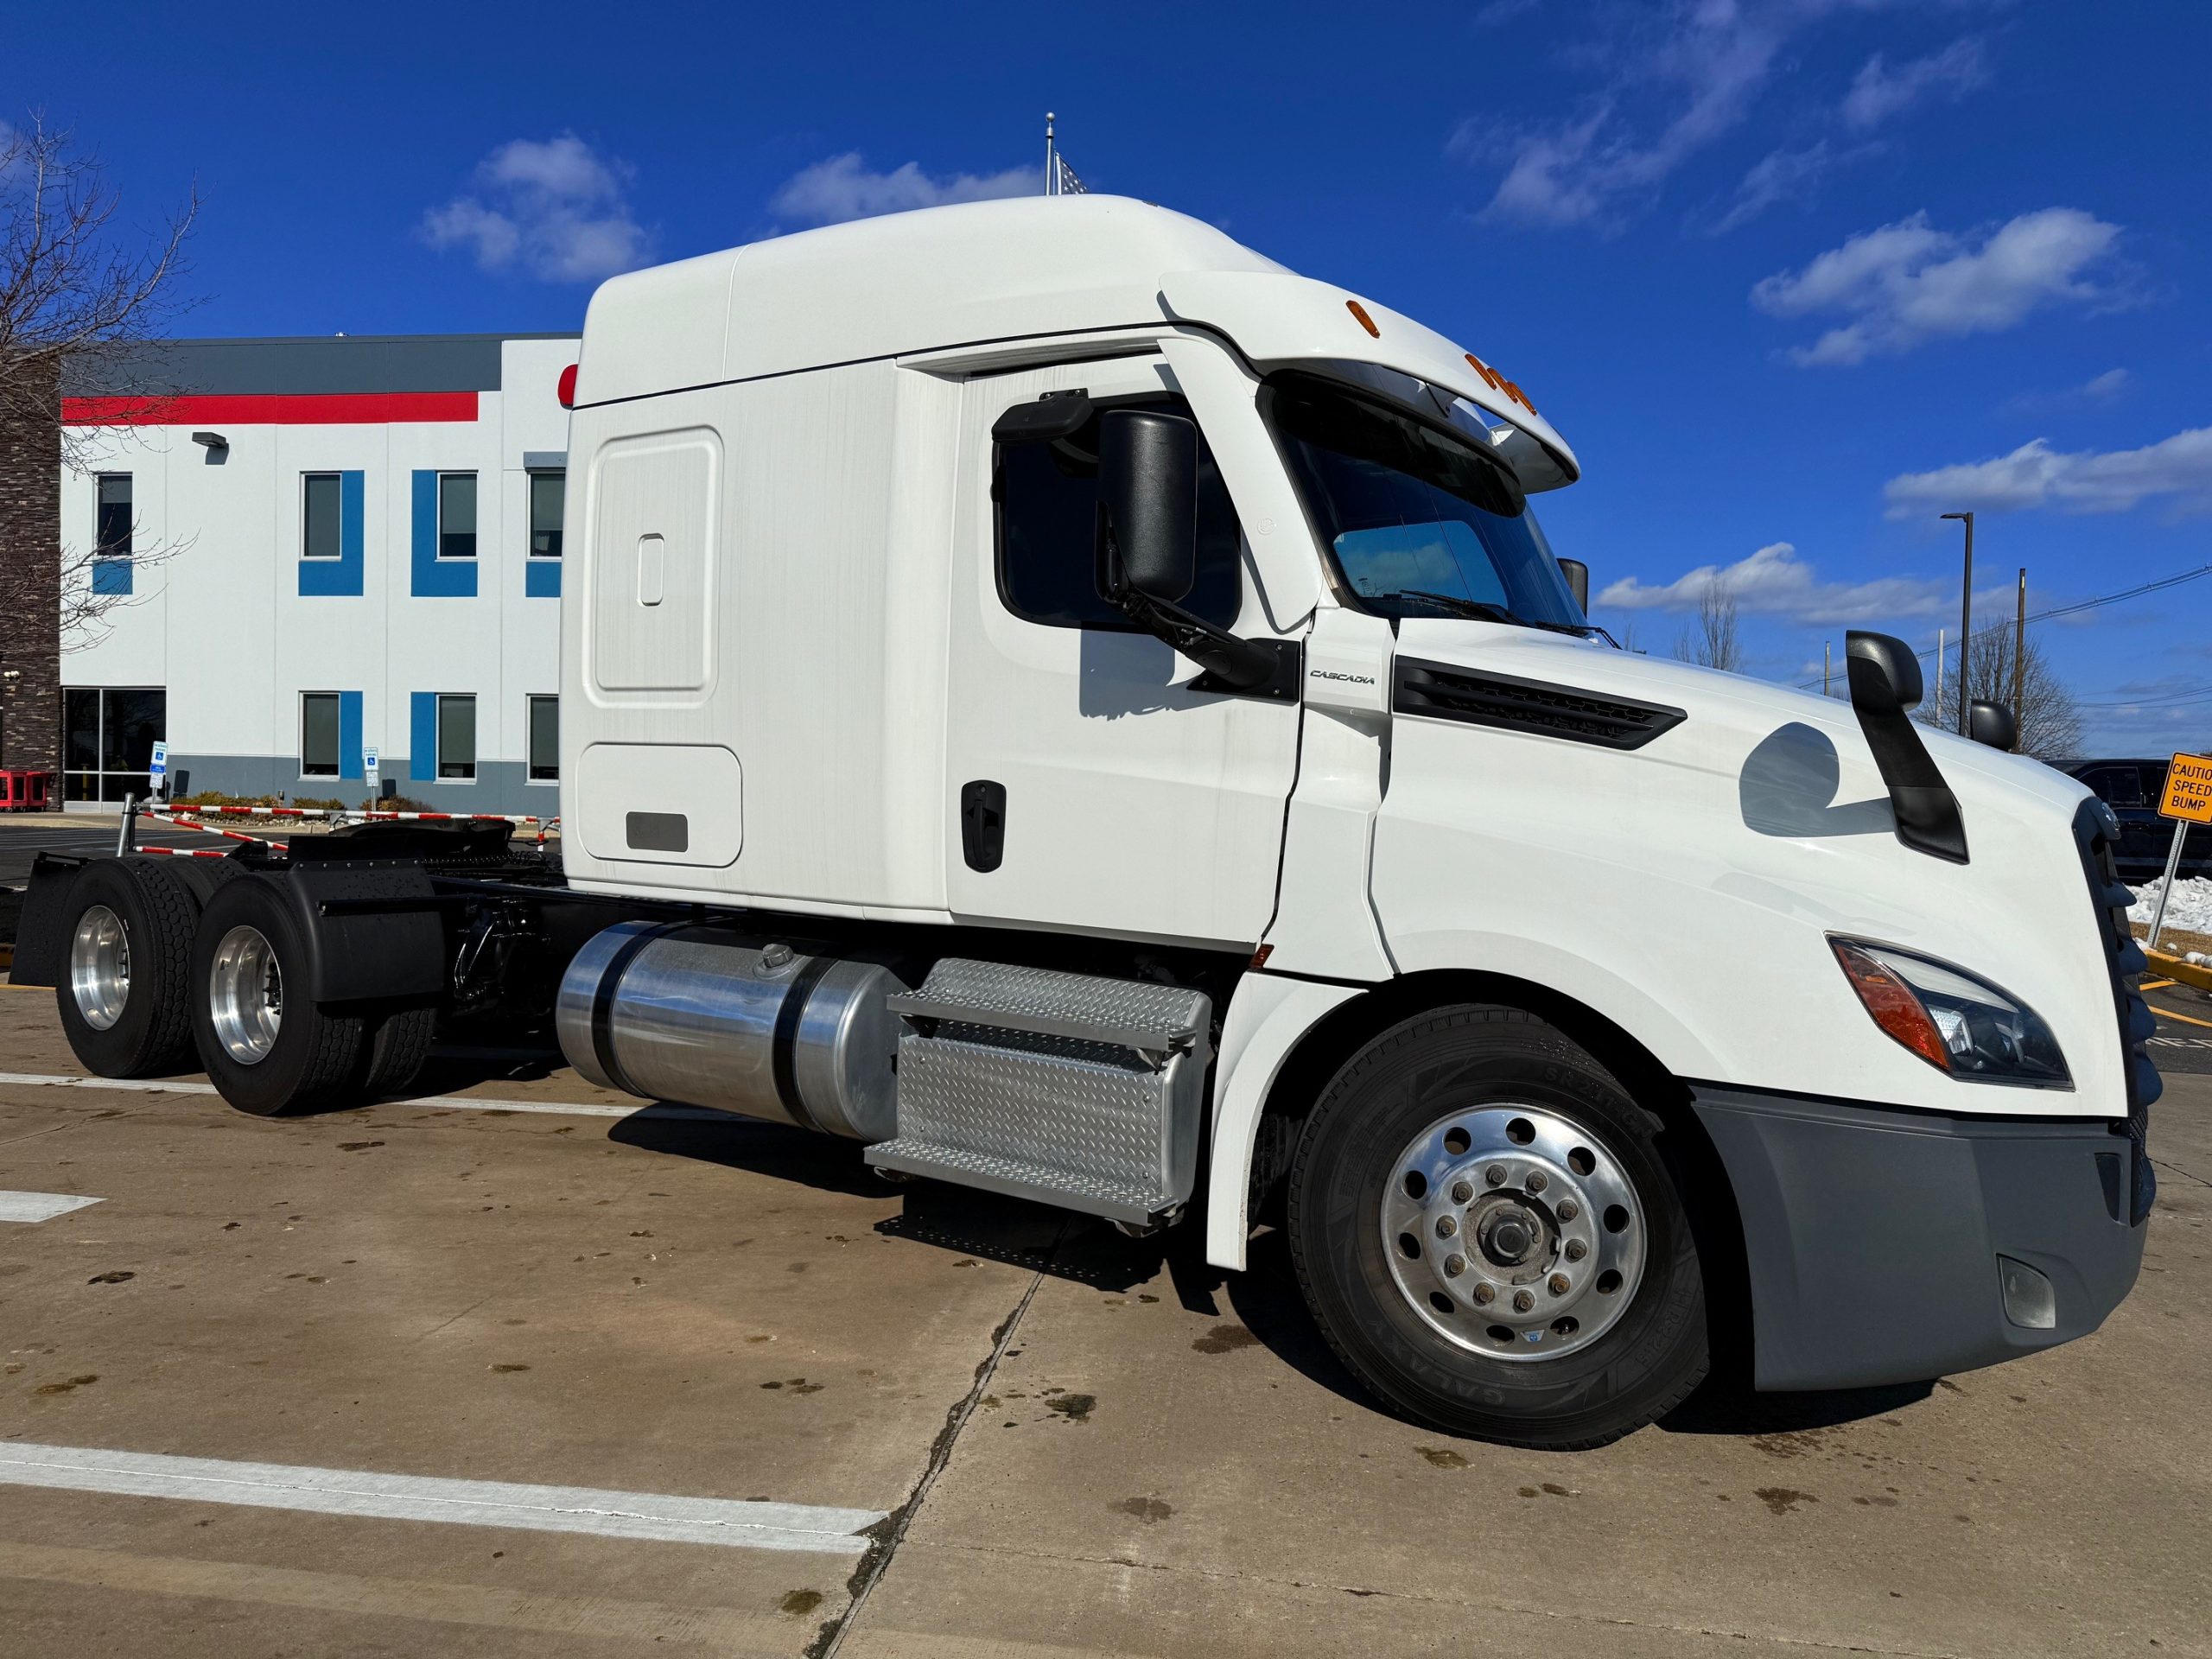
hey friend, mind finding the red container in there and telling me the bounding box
[0,769,53,811]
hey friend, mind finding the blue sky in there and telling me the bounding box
[10,1,2209,753]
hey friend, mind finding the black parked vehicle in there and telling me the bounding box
[2069,758,2211,882]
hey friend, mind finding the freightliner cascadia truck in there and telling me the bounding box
[15,197,2158,1448]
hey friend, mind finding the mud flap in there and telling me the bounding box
[9,853,88,988]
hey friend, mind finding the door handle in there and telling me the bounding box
[961,780,1007,873]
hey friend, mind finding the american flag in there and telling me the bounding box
[1053,154,1089,195]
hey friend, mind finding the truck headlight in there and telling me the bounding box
[1830,939,2071,1087]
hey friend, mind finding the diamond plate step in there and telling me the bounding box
[885,958,1205,1053]
[865,1140,1173,1226]
[868,961,1213,1226]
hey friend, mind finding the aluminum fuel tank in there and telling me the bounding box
[555,922,906,1140]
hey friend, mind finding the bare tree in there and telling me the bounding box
[0,114,199,642]
[1922,621,2084,764]
[1672,574,1744,671]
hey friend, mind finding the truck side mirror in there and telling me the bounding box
[1555,557,1589,613]
[1096,409,1198,605]
[1968,699,2018,752]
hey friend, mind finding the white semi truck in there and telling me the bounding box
[17,198,2157,1447]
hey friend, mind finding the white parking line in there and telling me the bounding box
[0,1443,885,1554]
[0,1191,103,1223]
[0,1071,732,1122]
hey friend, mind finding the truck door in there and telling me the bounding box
[943,356,1301,950]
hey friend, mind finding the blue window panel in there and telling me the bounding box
[91,558,132,595]
[411,470,477,598]
[339,690,364,781]
[300,470,366,597]
[410,691,436,781]
[525,560,561,599]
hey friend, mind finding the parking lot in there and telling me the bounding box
[0,943,2203,1658]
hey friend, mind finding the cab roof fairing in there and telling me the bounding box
[1157,269,1580,493]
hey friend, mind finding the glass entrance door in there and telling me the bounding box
[64,687,168,802]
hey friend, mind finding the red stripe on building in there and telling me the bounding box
[61,391,480,426]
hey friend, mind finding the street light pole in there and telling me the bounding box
[1941,512,1974,734]
[2013,567,2026,723]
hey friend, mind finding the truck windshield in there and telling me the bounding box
[1265,372,1586,631]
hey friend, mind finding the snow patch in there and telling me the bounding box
[2128,876,2212,938]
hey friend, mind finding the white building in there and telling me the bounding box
[60,333,576,814]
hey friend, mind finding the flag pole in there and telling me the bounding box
[1045,111,1056,197]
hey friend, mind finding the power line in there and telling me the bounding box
[2077,681,2212,710]
[1793,560,2212,690]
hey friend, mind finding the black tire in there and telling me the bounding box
[1287,1006,1707,1450]
[54,857,201,1078]
[360,1005,437,1097]
[188,874,367,1116]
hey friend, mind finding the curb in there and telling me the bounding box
[2146,949,2212,995]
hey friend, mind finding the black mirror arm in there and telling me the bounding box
[1844,630,1969,864]
[1115,588,1281,691]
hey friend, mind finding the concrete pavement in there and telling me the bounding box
[0,984,2205,1657]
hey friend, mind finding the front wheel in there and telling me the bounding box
[1287,1006,1708,1449]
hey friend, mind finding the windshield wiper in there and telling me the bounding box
[1396,590,1618,647]
[1397,591,1521,625]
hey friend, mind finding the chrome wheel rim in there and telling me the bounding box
[208,925,283,1065]
[1381,1103,1647,1363]
[68,905,130,1031]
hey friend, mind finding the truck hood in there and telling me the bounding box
[1371,616,2123,1117]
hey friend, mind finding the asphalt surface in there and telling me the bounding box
[0,976,2207,1656]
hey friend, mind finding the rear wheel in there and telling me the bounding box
[54,858,200,1077]
[189,874,367,1116]
[360,1005,438,1096]
[1287,1006,1707,1449]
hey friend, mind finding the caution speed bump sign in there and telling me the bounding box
[2161,752,2212,823]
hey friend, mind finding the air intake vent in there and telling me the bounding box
[1394,658,1686,750]
[2072,798,2159,1226]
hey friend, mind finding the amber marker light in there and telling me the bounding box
[1832,939,1953,1072]
[1465,352,1502,391]
[1345,300,1381,338]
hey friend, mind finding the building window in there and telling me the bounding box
[96,474,132,557]
[436,693,476,780]
[302,474,343,559]
[529,471,564,558]
[527,695,559,781]
[62,686,167,803]
[438,473,477,559]
[301,692,341,777]
[994,395,1242,631]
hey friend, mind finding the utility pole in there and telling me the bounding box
[2013,567,2027,721]
[1941,511,1974,734]
[1823,640,1831,698]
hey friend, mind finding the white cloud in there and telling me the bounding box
[770,153,1039,226]
[1709,140,1865,235]
[1466,6,1998,232]
[1840,38,1988,130]
[1751,207,2123,365]
[1597,541,1969,626]
[421,134,650,283]
[1471,2,1789,230]
[2081,366,2131,400]
[1884,427,2212,518]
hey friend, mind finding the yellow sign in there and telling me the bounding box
[2162,752,2212,824]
